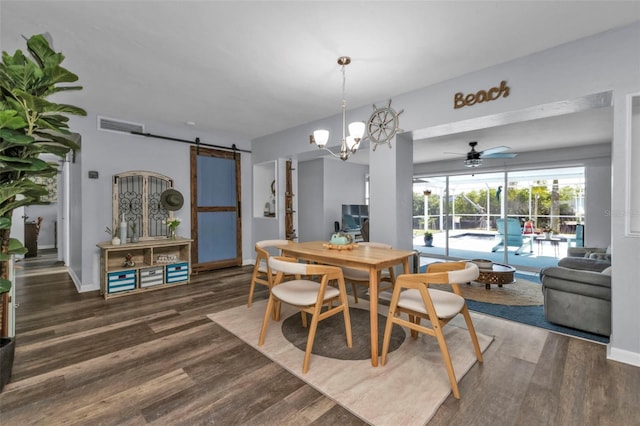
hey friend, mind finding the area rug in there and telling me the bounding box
[207,298,493,426]
[436,277,543,306]
[281,307,406,360]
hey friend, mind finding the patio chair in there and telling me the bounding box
[491,218,533,255]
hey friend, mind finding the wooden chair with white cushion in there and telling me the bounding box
[259,256,352,374]
[380,261,482,399]
[248,239,290,307]
[342,242,395,303]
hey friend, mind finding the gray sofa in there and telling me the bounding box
[540,257,611,336]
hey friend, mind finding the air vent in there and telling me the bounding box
[98,116,144,134]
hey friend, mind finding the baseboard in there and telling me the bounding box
[67,269,99,293]
[607,345,640,367]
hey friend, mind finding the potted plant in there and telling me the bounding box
[0,34,85,391]
[424,231,433,247]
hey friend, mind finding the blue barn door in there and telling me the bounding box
[190,147,241,272]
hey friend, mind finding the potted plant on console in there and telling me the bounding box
[0,34,85,391]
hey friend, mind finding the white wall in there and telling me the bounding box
[68,112,252,292]
[295,158,368,242]
[252,23,640,365]
[323,159,368,239]
[298,159,324,242]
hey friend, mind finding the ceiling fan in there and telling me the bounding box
[448,141,518,168]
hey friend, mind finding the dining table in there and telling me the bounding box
[276,240,414,366]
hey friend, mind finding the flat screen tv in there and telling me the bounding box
[341,204,369,231]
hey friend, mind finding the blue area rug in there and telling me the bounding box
[420,267,609,344]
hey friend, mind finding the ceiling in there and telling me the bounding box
[1,1,638,162]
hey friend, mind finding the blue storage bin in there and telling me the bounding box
[165,262,189,284]
[107,270,137,293]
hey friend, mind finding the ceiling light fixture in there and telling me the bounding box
[464,158,482,168]
[309,56,365,161]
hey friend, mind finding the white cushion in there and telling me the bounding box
[601,266,613,276]
[397,288,465,319]
[272,280,340,306]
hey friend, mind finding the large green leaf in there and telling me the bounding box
[33,131,80,150]
[0,128,34,145]
[0,110,28,130]
[36,143,71,157]
[26,34,60,68]
[8,238,27,255]
[0,217,10,230]
[0,156,49,171]
[0,180,48,205]
[0,279,11,294]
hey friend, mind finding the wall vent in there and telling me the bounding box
[98,116,144,134]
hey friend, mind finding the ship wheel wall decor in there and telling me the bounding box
[366,99,404,151]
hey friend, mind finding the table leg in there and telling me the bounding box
[369,266,379,367]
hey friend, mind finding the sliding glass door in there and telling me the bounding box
[413,167,584,270]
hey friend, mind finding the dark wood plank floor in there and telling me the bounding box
[1,266,639,425]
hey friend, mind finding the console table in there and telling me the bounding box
[97,237,191,299]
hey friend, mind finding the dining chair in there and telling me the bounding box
[259,256,352,374]
[380,261,482,399]
[342,242,395,303]
[248,239,290,307]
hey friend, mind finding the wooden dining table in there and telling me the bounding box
[276,240,414,366]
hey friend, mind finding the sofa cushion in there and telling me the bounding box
[557,256,611,272]
[601,266,612,276]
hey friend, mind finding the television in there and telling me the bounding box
[341,204,369,231]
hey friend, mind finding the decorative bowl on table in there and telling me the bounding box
[471,259,493,269]
[324,232,358,250]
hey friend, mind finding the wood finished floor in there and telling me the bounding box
[1,266,639,425]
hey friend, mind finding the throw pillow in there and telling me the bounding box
[583,251,593,258]
[601,266,613,276]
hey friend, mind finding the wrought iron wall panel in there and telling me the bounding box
[149,176,171,237]
[113,171,173,241]
[117,175,143,238]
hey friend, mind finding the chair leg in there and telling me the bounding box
[351,282,359,303]
[302,306,322,374]
[408,315,420,339]
[337,277,353,348]
[381,285,403,366]
[461,305,483,362]
[273,300,282,321]
[258,295,276,346]
[248,270,259,307]
[432,321,460,399]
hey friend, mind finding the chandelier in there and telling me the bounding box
[309,56,366,161]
